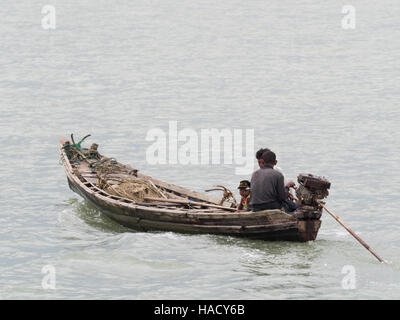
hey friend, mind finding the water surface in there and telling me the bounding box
[0,0,399,299]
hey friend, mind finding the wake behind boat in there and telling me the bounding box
[59,135,331,242]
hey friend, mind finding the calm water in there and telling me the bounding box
[1,0,399,299]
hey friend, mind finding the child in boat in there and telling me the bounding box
[237,180,251,211]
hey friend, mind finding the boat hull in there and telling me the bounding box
[67,176,319,242]
[60,137,322,242]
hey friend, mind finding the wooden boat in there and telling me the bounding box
[59,136,329,242]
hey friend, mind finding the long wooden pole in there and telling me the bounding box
[319,202,386,263]
[144,197,237,211]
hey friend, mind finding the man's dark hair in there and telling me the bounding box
[261,150,276,164]
[255,148,270,160]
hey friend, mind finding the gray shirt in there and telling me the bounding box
[250,166,287,205]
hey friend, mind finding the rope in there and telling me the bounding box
[63,134,166,203]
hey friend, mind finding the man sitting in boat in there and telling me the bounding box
[237,180,251,211]
[255,148,295,189]
[250,150,297,212]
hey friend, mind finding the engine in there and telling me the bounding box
[295,173,331,206]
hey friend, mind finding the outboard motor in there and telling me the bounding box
[296,173,331,207]
[294,173,331,241]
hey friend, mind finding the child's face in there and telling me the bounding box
[240,189,250,198]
